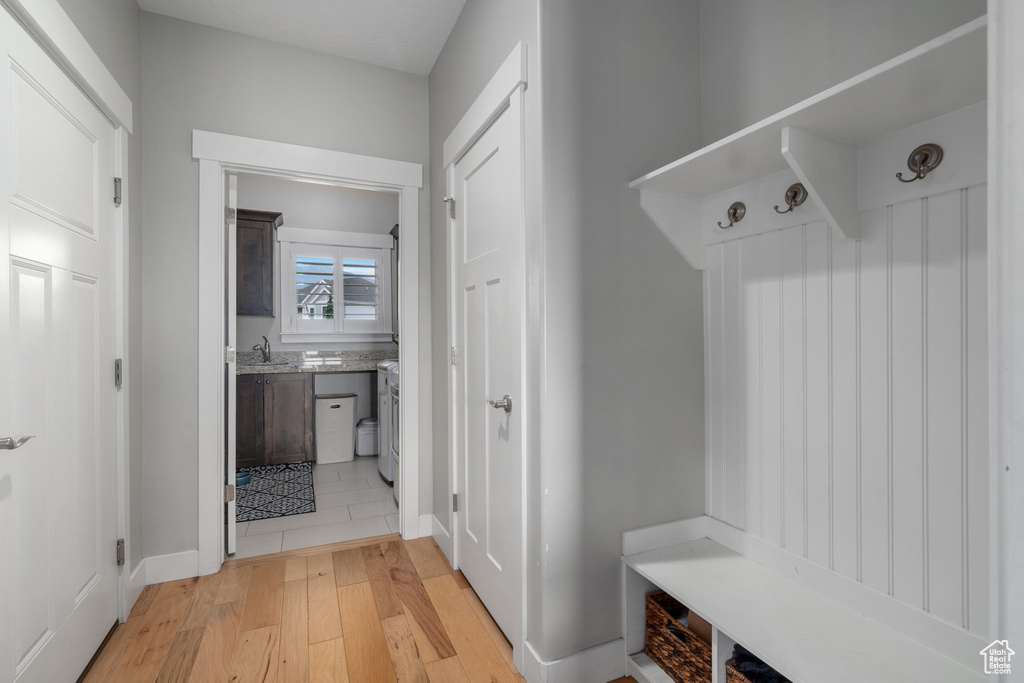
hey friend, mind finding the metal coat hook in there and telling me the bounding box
[896,143,943,183]
[774,183,808,214]
[717,201,746,229]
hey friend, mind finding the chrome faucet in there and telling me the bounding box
[253,335,270,362]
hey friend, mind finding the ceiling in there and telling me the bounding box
[136,0,467,76]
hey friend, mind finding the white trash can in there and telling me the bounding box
[315,393,357,464]
[355,418,379,456]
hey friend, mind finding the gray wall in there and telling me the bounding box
[140,12,430,557]
[427,0,539,534]
[235,174,400,352]
[427,0,542,661]
[699,0,986,143]
[535,0,705,661]
[55,0,146,570]
[429,0,706,665]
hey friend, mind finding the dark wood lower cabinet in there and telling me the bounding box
[236,372,313,467]
[236,374,264,469]
[264,373,314,464]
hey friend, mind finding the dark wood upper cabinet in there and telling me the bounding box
[236,209,282,317]
[263,373,314,465]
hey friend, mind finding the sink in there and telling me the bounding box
[252,359,289,366]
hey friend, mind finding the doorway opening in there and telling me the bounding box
[193,131,423,576]
[231,173,403,558]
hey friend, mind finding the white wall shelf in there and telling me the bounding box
[623,537,987,683]
[630,16,986,267]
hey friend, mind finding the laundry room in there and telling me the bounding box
[229,172,404,557]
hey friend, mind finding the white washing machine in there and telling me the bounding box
[376,359,398,483]
[389,363,400,506]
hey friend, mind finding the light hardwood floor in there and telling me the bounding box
[84,532,639,682]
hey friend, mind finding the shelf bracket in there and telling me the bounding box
[638,189,707,270]
[781,126,861,241]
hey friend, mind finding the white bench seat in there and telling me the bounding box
[624,537,985,683]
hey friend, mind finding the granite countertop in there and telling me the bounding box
[236,350,397,375]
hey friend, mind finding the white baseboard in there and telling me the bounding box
[523,638,625,683]
[123,558,148,618]
[431,513,452,562]
[622,515,708,556]
[417,514,433,539]
[144,550,200,585]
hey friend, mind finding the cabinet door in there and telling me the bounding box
[264,373,313,464]
[236,209,281,316]
[236,374,265,468]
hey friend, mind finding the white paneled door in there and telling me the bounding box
[452,91,524,646]
[0,9,119,682]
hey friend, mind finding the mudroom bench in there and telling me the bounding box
[621,516,987,683]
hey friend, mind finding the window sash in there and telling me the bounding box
[280,238,392,341]
[291,243,335,334]
[339,246,383,333]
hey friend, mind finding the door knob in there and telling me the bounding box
[487,395,512,413]
[0,435,35,450]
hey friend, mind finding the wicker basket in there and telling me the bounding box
[645,591,751,683]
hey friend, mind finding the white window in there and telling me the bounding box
[278,227,394,342]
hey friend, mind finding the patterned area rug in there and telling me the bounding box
[236,463,316,522]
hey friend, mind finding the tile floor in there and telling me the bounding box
[234,455,399,559]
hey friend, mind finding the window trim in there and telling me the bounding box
[278,227,394,343]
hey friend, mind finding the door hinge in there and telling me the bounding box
[450,347,457,366]
[442,196,456,219]
[116,538,125,566]
[114,358,123,390]
[225,346,236,364]
[225,206,236,225]
[113,177,122,207]
[225,484,235,503]
[453,493,458,512]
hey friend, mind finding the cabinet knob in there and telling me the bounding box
[256,380,261,384]
[264,307,269,311]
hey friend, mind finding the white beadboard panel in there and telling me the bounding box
[924,189,966,627]
[964,184,988,636]
[780,226,806,556]
[759,231,783,547]
[830,229,859,581]
[705,253,727,521]
[804,221,831,568]
[722,241,746,528]
[705,184,988,637]
[889,198,926,611]
[741,238,762,538]
[858,206,891,596]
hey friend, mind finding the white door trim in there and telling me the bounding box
[1,0,135,621]
[114,126,137,621]
[0,0,132,131]
[445,41,530,672]
[193,130,423,576]
[442,41,526,169]
[988,0,1023,646]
